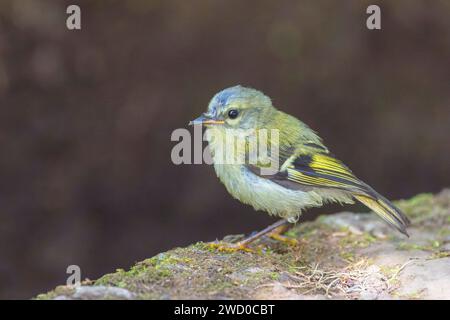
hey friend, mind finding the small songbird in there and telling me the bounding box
[190,85,410,251]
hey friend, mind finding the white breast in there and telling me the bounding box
[212,162,325,222]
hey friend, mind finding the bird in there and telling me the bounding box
[189,85,410,251]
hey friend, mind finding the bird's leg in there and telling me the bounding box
[208,219,293,253]
[239,219,291,246]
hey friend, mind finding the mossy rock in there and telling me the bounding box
[36,189,450,300]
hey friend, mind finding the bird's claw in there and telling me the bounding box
[267,232,298,246]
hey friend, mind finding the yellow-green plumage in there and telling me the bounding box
[196,85,410,236]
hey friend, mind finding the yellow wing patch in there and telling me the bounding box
[309,154,361,183]
[285,153,363,191]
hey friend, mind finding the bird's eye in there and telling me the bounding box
[228,109,239,119]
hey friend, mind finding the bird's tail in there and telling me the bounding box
[354,193,410,237]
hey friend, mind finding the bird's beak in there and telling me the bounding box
[189,114,225,126]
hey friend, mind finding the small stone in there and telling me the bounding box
[372,230,388,239]
[72,286,136,300]
[348,225,364,235]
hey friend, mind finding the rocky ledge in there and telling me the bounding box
[37,190,450,300]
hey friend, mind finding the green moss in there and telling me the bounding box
[269,272,280,280]
[340,251,355,262]
[379,264,397,276]
[437,227,450,238]
[204,279,235,293]
[397,242,428,251]
[286,219,332,239]
[395,193,433,219]
[95,252,193,288]
[338,232,377,249]
[431,240,440,248]
[34,286,75,300]
[430,251,450,259]
[284,229,300,238]
[397,240,444,258]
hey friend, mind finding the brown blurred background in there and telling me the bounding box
[0,0,449,299]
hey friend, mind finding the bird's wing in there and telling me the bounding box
[246,143,370,194]
[285,152,369,193]
[246,144,410,236]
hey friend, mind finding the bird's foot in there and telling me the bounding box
[267,231,298,246]
[206,241,254,253]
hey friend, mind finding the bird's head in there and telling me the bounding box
[190,85,275,130]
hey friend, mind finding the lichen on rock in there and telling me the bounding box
[36,189,450,300]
